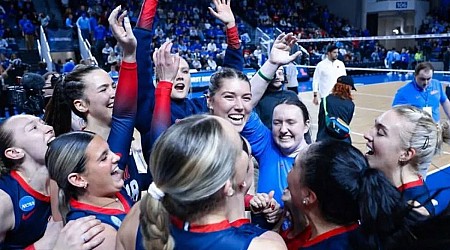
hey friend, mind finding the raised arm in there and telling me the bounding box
[107,6,138,169]
[209,0,244,71]
[149,41,180,149]
[250,33,301,108]
[134,0,159,159]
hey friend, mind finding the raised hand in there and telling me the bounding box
[108,6,137,62]
[208,0,235,28]
[269,32,302,66]
[153,41,181,83]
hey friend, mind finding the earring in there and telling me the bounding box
[227,187,234,197]
[302,198,308,205]
[83,182,88,189]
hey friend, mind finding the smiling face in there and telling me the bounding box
[208,78,252,132]
[272,104,310,155]
[363,109,411,177]
[5,115,55,165]
[79,69,116,126]
[170,58,191,100]
[82,135,122,196]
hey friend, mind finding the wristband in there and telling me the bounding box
[257,70,273,82]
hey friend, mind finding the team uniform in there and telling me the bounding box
[170,218,266,250]
[106,61,150,202]
[298,223,367,250]
[0,171,51,249]
[134,25,244,162]
[66,189,133,230]
[399,177,435,216]
[241,111,295,207]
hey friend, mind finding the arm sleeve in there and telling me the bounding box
[134,28,156,161]
[392,90,406,106]
[149,81,172,148]
[241,111,272,161]
[108,61,138,170]
[223,26,244,72]
[439,81,447,103]
[136,0,158,30]
[312,63,320,92]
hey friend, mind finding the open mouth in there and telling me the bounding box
[47,136,55,145]
[228,114,244,125]
[279,135,293,142]
[107,102,114,108]
[111,166,120,176]
[366,144,374,155]
[174,83,185,91]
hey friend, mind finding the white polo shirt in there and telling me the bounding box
[312,58,346,98]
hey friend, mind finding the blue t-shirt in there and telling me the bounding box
[0,171,51,249]
[67,189,133,230]
[392,79,446,122]
[241,111,295,207]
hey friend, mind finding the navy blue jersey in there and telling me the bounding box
[0,171,51,249]
[67,189,133,230]
[399,178,435,216]
[299,224,367,250]
[135,219,267,250]
[170,218,264,250]
[123,150,152,202]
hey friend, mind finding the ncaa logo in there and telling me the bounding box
[19,196,35,212]
[111,216,122,228]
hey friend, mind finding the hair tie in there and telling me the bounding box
[148,182,165,201]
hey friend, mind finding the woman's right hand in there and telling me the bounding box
[108,6,137,62]
[53,216,105,250]
[153,41,181,83]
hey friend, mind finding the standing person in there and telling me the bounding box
[285,62,299,94]
[392,62,450,123]
[312,45,346,105]
[364,105,447,215]
[316,75,356,144]
[288,141,420,249]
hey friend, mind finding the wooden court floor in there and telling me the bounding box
[299,81,450,172]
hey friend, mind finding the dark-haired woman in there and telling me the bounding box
[288,141,420,249]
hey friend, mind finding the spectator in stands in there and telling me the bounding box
[102,42,113,66]
[36,61,48,75]
[206,56,217,71]
[76,12,91,41]
[62,58,75,73]
[107,50,118,66]
[108,62,119,83]
[192,58,202,70]
[19,15,35,51]
[65,13,74,28]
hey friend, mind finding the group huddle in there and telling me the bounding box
[1,0,450,250]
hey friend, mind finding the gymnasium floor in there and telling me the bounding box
[298,73,450,214]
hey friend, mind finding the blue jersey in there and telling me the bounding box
[0,171,51,249]
[67,189,133,230]
[299,224,367,250]
[241,111,295,207]
[170,218,264,250]
[123,149,152,202]
[399,178,435,216]
[392,79,446,122]
[135,219,267,250]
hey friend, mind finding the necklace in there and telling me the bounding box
[101,197,119,208]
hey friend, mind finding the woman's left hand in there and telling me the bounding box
[108,6,137,62]
[208,0,235,29]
